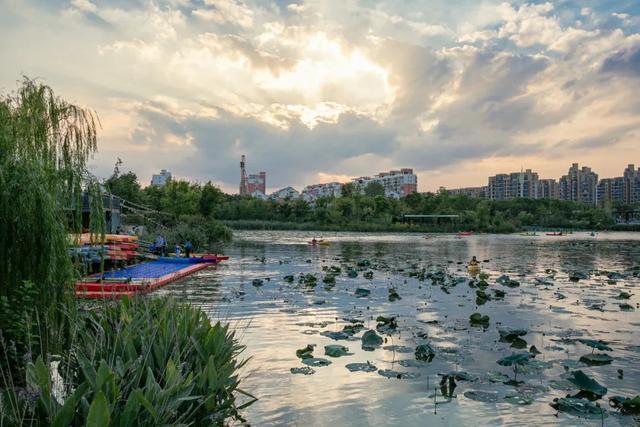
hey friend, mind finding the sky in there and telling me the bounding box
[1,0,639,193]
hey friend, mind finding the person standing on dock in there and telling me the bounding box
[184,240,192,258]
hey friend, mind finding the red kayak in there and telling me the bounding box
[545,232,563,236]
[457,231,474,237]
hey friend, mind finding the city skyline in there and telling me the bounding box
[2,1,640,192]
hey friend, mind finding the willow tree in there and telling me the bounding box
[0,78,99,382]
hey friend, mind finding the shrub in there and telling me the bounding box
[1,297,254,426]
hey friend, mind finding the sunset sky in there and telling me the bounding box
[1,0,639,192]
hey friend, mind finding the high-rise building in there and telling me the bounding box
[351,168,418,198]
[597,177,626,206]
[446,186,487,198]
[150,169,172,187]
[537,179,559,199]
[559,163,598,205]
[623,164,640,204]
[488,174,509,200]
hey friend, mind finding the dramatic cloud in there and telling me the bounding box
[1,0,639,192]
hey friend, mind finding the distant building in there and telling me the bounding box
[302,182,343,201]
[536,179,559,199]
[351,168,418,198]
[623,164,640,204]
[239,155,266,197]
[150,169,172,187]
[488,174,509,200]
[559,163,598,205]
[270,186,300,201]
[247,172,266,195]
[446,186,487,198]
[597,177,626,206]
[250,190,268,201]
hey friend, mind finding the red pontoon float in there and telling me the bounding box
[75,255,228,299]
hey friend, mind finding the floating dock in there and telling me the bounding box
[75,255,228,299]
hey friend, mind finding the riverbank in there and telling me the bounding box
[222,219,640,233]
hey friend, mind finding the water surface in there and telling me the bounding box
[161,231,640,426]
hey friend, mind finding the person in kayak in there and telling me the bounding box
[184,240,193,258]
[469,256,479,267]
[311,238,318,245]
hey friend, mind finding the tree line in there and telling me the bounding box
[106,166,628,233]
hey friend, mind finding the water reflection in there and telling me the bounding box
[161,231,640,426]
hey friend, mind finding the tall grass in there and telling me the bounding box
[1,297,254,425]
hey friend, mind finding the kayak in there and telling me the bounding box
[545,232,563,236]
[309,240,330,246]
[468,263,481,272]
[457,232,474,237]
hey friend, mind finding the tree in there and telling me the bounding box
[341,182,356,197]
[105,158,142,204]
[364,182,385,197]
[199,181,224,217]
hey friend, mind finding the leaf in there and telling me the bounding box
[86,391,111,427]
[567,370,608,397]
[52,383,89,427]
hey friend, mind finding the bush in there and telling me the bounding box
[1,297,254,426]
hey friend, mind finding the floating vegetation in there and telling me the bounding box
[469,312,490,327]
[320,331,351,341]
[567,370,608,399]
[504,393,533,405]
[324,345,350,357]
[497,274,520,287]
[378,369,421,380]
[252,278,264,287]
[464,390,499,403]
[415,343,436,362]
[290,367,316,375]
[361,330,383,350]
[345,362,378,372]
[363,271,374,279]
[609,395,640,415]
[497,352,532,383]
[550,397,604,418]
[302,358,332,367]
[388,288,401,301]
[355,288,370,297]
[578,339,612,352]
[296,344,315,359]
[580,353,614,366]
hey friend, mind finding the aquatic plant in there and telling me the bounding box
[469,312,490,327]
[415,344,436,362]
[496,352,532,383]
[361,330,383,350]
[567,370,607,399]
[2,297,254,425]
[609,395,640,415]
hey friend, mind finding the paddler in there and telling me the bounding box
[469,256,479,267]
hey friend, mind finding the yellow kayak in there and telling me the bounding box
[467,263,481,272]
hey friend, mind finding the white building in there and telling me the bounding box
[270,186,300,200]
[351,168,418,198]
[150,169,172,187]
[301,182,343,201]
[250,190,269,201]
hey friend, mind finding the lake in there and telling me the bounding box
[161,231,640,426]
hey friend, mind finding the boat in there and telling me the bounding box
[467,263,481,273]
[309,240,330,246]
[545,232,563,236]
[75,255,227,299]
[457,231,474,237]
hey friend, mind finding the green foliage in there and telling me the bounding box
[0,78,99,384]
[105,158,143,204]
[2,297,254,426]
[364,182,385,197]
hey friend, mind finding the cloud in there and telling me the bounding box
[601,43,640,77]
[1,0,639,191]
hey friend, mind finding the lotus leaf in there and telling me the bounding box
[464,390,499,403]
[378,369,421,380]
[567,370,607,397]
[296,344,314,359]
[415,343,436,362]
[550,397,603,418]
[579,353,613,366]
[345,362,377,373]
[361,330,383,349]
[578,339,612,352]
[324,345,350,357]
[355,288,370,297]
[301,358,332,367]
[290,367,315,375]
